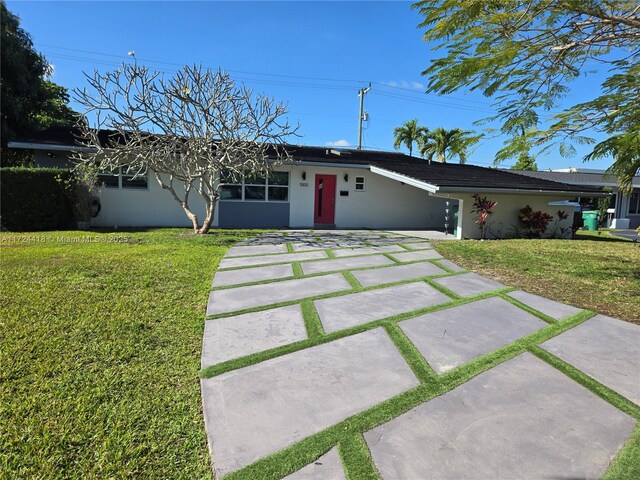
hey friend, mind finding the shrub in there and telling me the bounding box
[518,205,554,238]
[0,168,74,231]
[471,194,497,240]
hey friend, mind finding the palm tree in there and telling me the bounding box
[419,128,481,164]
[393,119,428,157]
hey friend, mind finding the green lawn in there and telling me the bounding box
[432,231,640,324]
[0,229,263,479]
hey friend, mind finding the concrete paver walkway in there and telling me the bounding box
[201,231,640,479]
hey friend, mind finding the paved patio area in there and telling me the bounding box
[200,231,640,479]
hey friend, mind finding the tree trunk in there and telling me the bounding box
[198,198,217,234]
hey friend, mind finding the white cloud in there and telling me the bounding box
[384,80,424,90]
[326,139,350,147]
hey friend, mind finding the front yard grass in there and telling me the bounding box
[0,229,263,479]
[433,231,640,324]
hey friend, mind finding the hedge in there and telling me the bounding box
[0,168,75,231]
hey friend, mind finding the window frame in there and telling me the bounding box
[354,176,366,192]
[629,191,640,215]
[97,167,149,190]
[219,170,290,203]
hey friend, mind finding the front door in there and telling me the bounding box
[314,174,336,224]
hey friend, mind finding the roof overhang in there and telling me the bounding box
[369,165,440,193]
[436,186,609,197]
[293,160,370,170]
[7,141,95,153]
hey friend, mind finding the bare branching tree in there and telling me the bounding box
[72,63,298,233]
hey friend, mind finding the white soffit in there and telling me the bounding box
[369,166,439,193]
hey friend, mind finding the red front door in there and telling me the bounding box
[314,174,336,224]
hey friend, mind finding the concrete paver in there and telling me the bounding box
[433,259,466,272]
[433,271,504,296]
[201,328,419,477]
[218,250,327,269]
[315,282,451,333]
[331,245,404,258]
[541,314,640,405]
[212,263,293,287]
[227,243,288,257]
[389,249,443,262]
[351,261,446,287]
[284,447,345,480]
[300,254,394,275]
[402,241,433,250]
[507,290,582,320]
[201,305,307,366]
[399,297,547,373]
[207,273,351,315]
[201,231,640,478]
[365,353,636,480]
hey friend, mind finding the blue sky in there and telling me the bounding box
[9,0,614,170]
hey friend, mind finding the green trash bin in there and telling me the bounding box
[582,210,598,231]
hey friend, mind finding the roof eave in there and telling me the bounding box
[369,165,440,193]
[437,186,609,196]
[7,141,96,153]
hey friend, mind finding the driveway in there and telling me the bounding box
[200,231,639,479]
[610,228,640,241]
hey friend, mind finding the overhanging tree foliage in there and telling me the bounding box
[73,63,298,234]
[1,1,76,166]
[413,0,640,192]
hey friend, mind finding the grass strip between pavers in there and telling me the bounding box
[300,299,325,339]
[497,292,558,324]
[219,310,599,480]
[384,323,438,385]
[291,262,303,278]
[341,270,364,290]
[339,434,381,480]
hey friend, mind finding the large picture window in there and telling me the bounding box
[220,170,289,202]
[98,166,148,190]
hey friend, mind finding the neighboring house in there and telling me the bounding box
[8,127,602,239]
[513,168,640,229]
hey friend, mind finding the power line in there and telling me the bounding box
[38,42,497,109]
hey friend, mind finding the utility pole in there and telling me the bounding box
[357,83,371,150]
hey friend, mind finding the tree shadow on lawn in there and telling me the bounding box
[575,232,636,243]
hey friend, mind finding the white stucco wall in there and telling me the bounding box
[91,172,212,228]
[454,193,576,239]
[286,165,448,229]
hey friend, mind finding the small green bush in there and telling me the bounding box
[0,167,74,231]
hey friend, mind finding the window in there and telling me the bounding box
[97,168,119,188]
[629,191,640,214]
[219,170,289,202]
[355,176,365,191]
[97,166,148,189]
